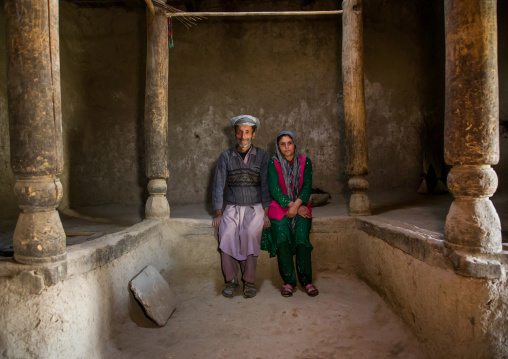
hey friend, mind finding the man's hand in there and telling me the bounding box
[262,207,271,229]
[212,210,222,229]
[263,215,271,229]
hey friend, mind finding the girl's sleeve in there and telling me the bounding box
[268,159,291,208]
[298,157,313,205]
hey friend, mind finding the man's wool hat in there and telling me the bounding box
[230,115,260,129]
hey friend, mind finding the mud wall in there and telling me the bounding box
[58,2,148,210]
[355,229,508,359]
[363,0,445,192]
[166,13,344,208]
[0,221,168,358]
[0,0,507,219]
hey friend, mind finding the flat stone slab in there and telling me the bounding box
[130,265,176,327]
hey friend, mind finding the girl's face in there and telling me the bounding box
[278,135,295,161]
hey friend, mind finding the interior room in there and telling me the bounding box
[0,0,507,358]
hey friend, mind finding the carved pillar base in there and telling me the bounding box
[13,178,66,264]
[145,179,170,219]
[14,211,66,264]
[348,176,371,216]
[444,165,501,254]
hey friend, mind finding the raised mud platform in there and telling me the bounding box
[0,192,507,358]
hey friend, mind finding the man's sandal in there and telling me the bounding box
[243,282,257,298]
[305,283,319,297]
[281,284,293,297]
[222,278,239,298]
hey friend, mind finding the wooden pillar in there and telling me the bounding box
[144,5,170,219]
[342,0,371,216]
[444,0,501,253]
[5,0,66,264]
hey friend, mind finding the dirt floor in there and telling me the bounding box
[105,270,424,359]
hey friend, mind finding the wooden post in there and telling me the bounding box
[165,10,344,17]
[5,0,66,264]
[342,0,371,216]
[144,5,170,219]
[444,0,501,253]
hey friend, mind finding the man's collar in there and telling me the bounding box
[234,145,256,156]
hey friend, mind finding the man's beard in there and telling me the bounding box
[238,140,252,148]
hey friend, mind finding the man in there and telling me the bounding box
[212,115,271,298]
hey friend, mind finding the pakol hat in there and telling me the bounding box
[230,115,260,129]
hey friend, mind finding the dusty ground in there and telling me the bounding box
[105,270,424,359]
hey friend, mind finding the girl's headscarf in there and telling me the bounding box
[275,130,301,201]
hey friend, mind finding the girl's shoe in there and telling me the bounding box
[281,284,293,297]
[305,283,319,297]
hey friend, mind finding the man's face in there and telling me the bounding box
[235,125,256,149]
